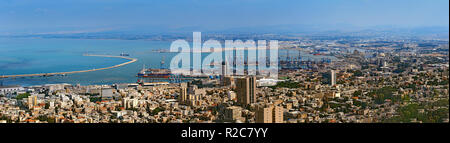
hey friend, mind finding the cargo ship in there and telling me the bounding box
[137,68,172,79]
[138,56,211,83]
[137,65,211,84]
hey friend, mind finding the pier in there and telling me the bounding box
[1,54,138,78]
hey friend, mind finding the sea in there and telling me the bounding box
[0,38,336,86]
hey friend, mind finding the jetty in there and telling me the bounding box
[1,54,137,78]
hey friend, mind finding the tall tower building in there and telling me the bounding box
[123,97,129,109]
[221,61,228,76]
[331,70,336,86]
[222,76,234,87]
[220,61,228,86]
[235,76,257,105]
[28,95,37,109]
[179,83,188,104]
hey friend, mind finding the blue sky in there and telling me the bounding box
[0,0,448,34]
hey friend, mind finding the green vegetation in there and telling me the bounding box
[0,116,8,120]
[15,93,31,100]
[0,116,13,123]
[37,115,50,122]
[198,116,209,121]
[85,93,99,96]
[271,81,300,89]
[45,103,50,109]
[427,79,449,86]
[368,86,401,104]
[183,119,191,123]
[361,64,369,70]
[151,107,164,115]
[424,57,446,64]
[37,115,55,123]
[384,99,449,123]
[90,97,102,102]
[432,99,449,107]
[392,56,401,63]
[353,99,368,108]
[128,107,139,111]
[352,90,362,97]
[279,76,289,80]
[352,70,363,77]
[404,84,417,91]
[393,62,410,73]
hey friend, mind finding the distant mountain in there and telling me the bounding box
[2,24,448,40]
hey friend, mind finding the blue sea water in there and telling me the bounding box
[0,38,176,86]
[0,38,336,86]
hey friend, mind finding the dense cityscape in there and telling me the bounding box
[1,34,448,123]
[1,1,449,143]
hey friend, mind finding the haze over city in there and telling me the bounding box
[0,0,448,34]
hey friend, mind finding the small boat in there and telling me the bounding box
[120,53,130,56]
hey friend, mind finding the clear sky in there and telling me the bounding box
[0,0,448,34]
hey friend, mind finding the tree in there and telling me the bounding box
[353,70,363,77]
[37,115,48,121]
[384,99,449,123]
[271,81,300,89]
[352,90,362,97]
[45,103,50,109]
[151,107,164,115]
[16,93,31,100]
[0,116,8,120]
[47,117,56,123]
[369,86,399,104]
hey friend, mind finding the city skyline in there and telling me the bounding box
[0,0,448,126]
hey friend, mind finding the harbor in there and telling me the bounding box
[1,54,137,79]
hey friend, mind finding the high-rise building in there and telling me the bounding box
[123,97,129,109]
[28,95,37,109]
[221,60,236,87]
[273,106,284,123]
[188,94,202,107]
[179,82,205,106]
[222,76,234,87]
[227,91,237,101]
[255,106,272,123]
[223,106,244,122]
[235,76,257,105]
[255,105,284,123]
[222,61,228,76]
[331,70,336,86]
[179,83,188,104]
[101,88,114,100]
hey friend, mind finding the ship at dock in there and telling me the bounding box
[137,67,172,79]
[137,57,210,83]
[137,66,210,83]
